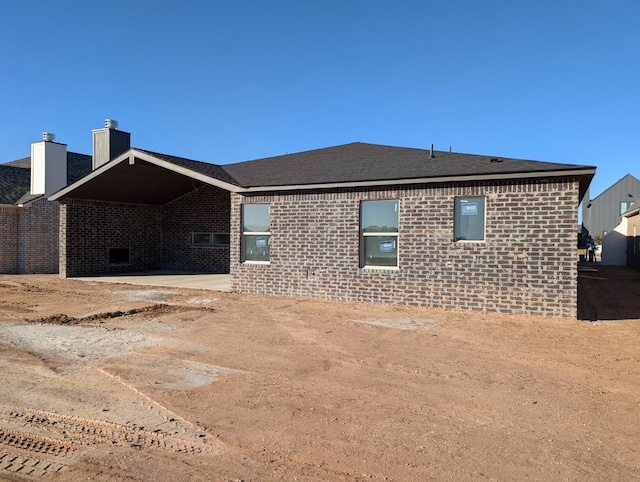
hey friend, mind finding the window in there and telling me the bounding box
[620,201,634,215]
[242,204,271,262]
[193,233,211,245]
[361,200,399,267]
[455,197,486,241]
[192,233,230,246]
[212,234,231,245]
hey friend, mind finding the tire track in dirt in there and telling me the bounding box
[1,407,216,452]
[0,447,68,478]
[0,427,74,478]
[0,401,221,478]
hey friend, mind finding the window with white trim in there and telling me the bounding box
[242,204,271,262]
[620,200,634,215]
[454,196,486,241]
[361,200,399,267]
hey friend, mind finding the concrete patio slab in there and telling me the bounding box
[72,271,231,291]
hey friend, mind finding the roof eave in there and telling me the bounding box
[241,168,597,193]
[49,149,243,201]
[19,196,45,206]
[130,150,242,192]
[623,207,640,218]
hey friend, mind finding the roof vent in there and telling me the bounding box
[104,119,118,129]
[429,144,434,159]
[489,158,503,163]
[42,132,55,142]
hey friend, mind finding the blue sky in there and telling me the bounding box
[1,0,637,199]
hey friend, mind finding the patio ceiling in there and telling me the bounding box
[60,158,207,205]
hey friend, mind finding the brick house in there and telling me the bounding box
[0,134,91,274]
[52,136,595,318]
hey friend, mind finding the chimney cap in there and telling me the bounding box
[104,119,118,129]
[42,132,55,142]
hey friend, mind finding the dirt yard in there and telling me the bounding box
[0,266,638,481]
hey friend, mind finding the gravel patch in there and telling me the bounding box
[113,290,180,303]
[0,324,158,362]
[357,318,437,330]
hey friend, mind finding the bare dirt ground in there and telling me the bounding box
[0,265,638,481]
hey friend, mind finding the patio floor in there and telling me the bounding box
[72,271,231,291]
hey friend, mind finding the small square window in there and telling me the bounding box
[455,197,486,241]
[193,233,212,245]
[212,234,230,245]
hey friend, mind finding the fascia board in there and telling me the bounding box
[49,149,596,199]
[130,150,242,193]
[48,151,131,200]
[241,168,597,193]
[623,207,640,218]
[50,149,242,200]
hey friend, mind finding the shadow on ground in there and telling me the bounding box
[577,264,640,321]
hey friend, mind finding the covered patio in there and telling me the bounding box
[52,149,238,279]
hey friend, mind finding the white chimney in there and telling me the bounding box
[30,133,67,197]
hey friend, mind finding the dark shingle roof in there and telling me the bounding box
[0,165,31,204]
[223,142,594,188]
[3,157,31,168]
[134,149,240,186]
[42,142,596,205]
[67,152,92,184]
[0,152,91,205]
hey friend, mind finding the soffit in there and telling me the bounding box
[60,159,206,205]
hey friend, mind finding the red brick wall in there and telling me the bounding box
[0,207,18,273]
[161,185,231,273]
[1,200,59,274]
[230,179,579,318]
[60,199,162,277]
[19,199,60,274]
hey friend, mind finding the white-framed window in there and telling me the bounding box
[454,196,486,241]
[242,204,271,262]
[192,233,230,246]
[620,201,634,215]
[361,200,399,268]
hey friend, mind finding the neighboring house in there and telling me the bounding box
[623,204,640,268]
[0,134,92,273]
[581,174,640,240]
[51,131,595,318]
[602,201,640,267]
